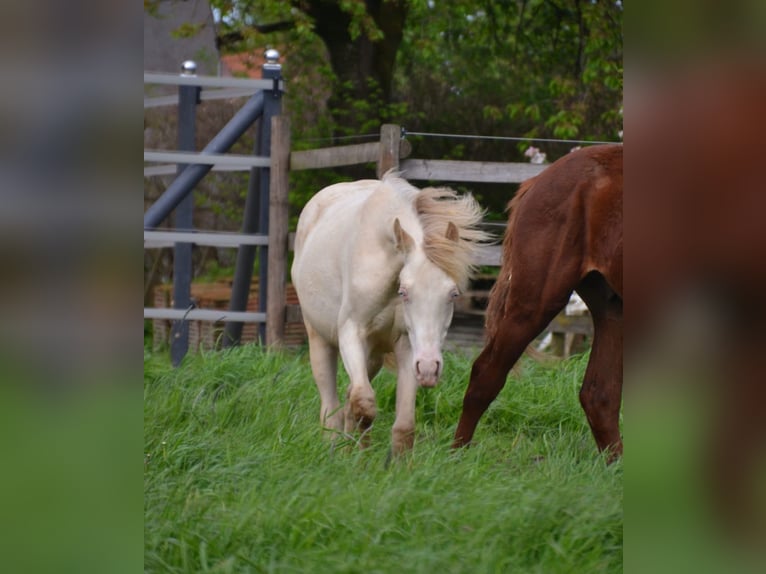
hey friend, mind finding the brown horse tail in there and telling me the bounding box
[484,178,535,338]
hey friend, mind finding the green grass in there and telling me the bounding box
[144,346,622,573]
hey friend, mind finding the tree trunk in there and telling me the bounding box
[306,0,407,131]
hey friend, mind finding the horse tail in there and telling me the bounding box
[484,177,535,338]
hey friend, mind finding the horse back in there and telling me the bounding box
[486,145,623,335]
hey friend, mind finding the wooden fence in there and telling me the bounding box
[146,84,593,355]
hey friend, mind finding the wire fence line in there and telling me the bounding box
[402,130,619,146]
[292,129,619,148]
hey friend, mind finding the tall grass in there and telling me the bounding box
[145,345,622,573]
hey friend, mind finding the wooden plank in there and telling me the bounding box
[266,116,291,346]
[472,244,502,266]
[291,139,412,171]
[377,124,400,177]
[291,142,380,170]
[400,159,546,183]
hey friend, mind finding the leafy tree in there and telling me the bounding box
[213,0,409,136]
[146,0,622,280]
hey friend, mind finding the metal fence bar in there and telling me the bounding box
[170,62,200,366]
[145,308,266,322]
[224,49,282,347]
[143,150,271,168]
[144,72,281,90]
[143,90,265,229]
[144,231,269,249]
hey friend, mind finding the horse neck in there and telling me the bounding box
[376,186,426,247]
[358,187,427,292]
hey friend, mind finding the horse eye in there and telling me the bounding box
[398,287,408,299]
[450,289,460,300]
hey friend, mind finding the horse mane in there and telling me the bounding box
[415,186,491,291]
[383,172,491,291]
[485,177,534,337]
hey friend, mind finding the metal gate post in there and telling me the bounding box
[170,61,201,366]
[224,49,283,346]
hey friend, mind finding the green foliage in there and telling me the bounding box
[145,347,622,572]
[147,0,622,268]
[397,0,623,154]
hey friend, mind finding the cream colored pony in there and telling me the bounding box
[292,172,488,455]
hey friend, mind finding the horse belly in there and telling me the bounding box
[293,241,344,344]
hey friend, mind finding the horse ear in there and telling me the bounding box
[445,221,459,242]
[393,218,414,253]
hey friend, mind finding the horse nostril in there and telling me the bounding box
[435,360,441,375]
[415,361,421,375]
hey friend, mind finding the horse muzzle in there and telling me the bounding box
[415,357,442,387]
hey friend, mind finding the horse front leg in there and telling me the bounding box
[391,335,418,455]
[338,320,376,446]
[453,337,521,448]
[454,307,565,448]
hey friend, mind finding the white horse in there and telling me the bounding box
[292,172,488,454]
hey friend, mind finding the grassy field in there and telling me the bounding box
[144,345,622,573]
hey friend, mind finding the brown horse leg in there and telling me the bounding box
[577,275,623,461]
[453,306,566,448]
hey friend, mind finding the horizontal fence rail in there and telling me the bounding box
[144,150,271,177]
[144,72,283,90]
[291,139,411,171]
[144,231,270,249]
[399,159,546,183]
[144,308,267,323]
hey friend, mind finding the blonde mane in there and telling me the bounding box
[414,186,491,291]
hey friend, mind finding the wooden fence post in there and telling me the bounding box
[377,124,400,178]
[266,115,290,346]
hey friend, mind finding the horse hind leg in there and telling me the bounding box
[576,274,623,461]
[305,321,342,438]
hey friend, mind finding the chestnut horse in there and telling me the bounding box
[453,144,623,460]
[292,173,488,455]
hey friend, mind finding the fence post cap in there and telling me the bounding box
[180,60,197,76]
[264,49,280,64]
